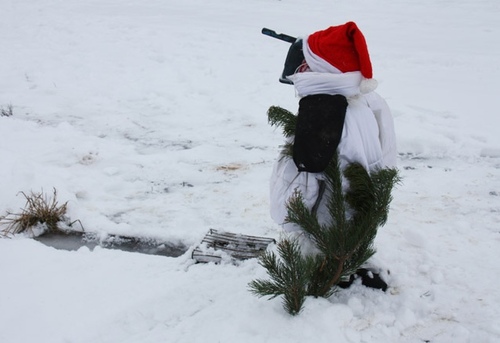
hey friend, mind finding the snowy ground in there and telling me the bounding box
[1,0,500,342]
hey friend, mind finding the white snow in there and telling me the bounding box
[1,0,499,342]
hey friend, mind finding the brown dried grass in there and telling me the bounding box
[1,104,13,117]
[0,189,68,237]
[216,163,244,172]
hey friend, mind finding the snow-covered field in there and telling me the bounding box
[1,0,499,342]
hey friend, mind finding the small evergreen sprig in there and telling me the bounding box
[249,238,316,315]
[267,106,296,137]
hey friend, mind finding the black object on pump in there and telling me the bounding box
[279,39,304,84]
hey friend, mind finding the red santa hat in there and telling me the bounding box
[306,21,378,93]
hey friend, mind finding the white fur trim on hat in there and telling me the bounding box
[360,78,378,94]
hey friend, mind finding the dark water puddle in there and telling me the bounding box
[34,231,188,257]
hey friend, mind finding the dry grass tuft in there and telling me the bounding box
[216,163,244,172]
[0,189,69,237]
[1,104,13,117]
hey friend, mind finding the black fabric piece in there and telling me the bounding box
[293,94,348,173]
[338,268,388,292]
[279,39,304,84]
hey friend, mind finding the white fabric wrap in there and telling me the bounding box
[269,72,397,232]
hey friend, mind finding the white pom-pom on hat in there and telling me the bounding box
[360,78,378,94]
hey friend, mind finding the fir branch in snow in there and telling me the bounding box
[249,239,315,315]
[285,192,323,244]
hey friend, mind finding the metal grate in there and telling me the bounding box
[192,229,276,263]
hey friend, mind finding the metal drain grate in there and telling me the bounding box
[192,229,276,263]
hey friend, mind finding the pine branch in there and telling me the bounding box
[341,165,400,278]
[248,239,313,315]
[248,279,283,299]
[320,256,347,295]
[344,163,376,217]
[285,192,326,248]
[267,106,296,137]
[279,142,294,159]
[372,168,401,227]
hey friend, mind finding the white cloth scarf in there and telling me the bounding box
[288,71,364,98]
